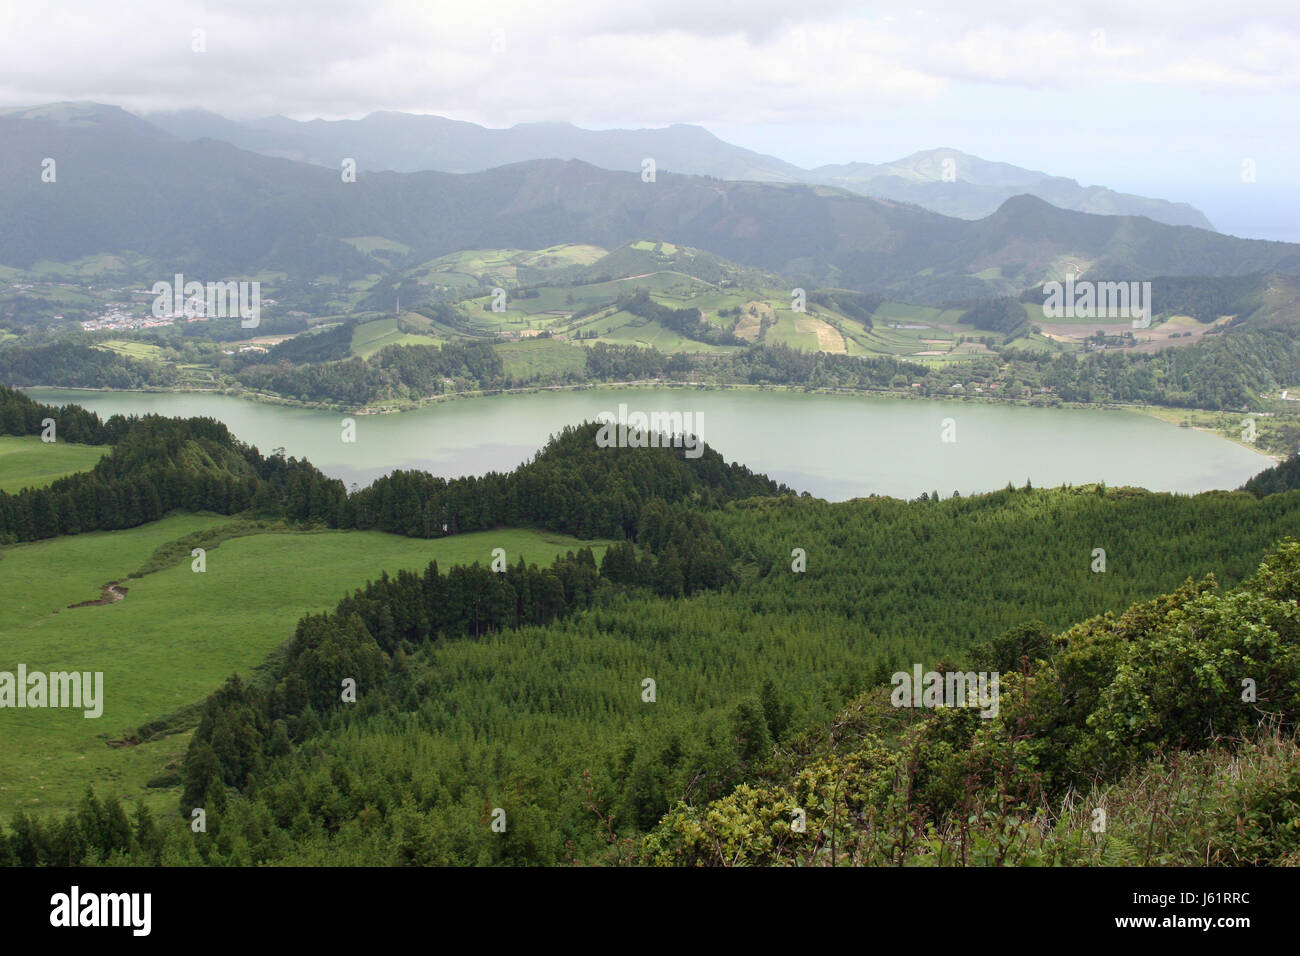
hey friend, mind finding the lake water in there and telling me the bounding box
[22,387,1274,501]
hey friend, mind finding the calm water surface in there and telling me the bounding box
[23,387,1273,500]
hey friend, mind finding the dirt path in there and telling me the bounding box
[68,581,128,608]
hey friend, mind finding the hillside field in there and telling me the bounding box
[0,436,108,493]
[0,515,611,818]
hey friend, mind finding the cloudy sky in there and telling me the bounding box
[3,1,1296,238]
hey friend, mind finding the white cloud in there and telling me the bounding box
[0,0,1295,125]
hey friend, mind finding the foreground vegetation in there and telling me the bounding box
[647,540,1300,865]
[2,386,1300,865]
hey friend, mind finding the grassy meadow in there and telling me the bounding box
[0,511,611,819]
[0,436,109,494]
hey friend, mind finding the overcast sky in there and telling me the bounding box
[3,1,1296,237]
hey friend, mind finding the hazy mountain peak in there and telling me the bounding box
[124,104,1214,227]
[814,148,1213,229]
[511,120,580,130]
[1,101,167,137]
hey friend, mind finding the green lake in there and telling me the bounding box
[23,387,1273,500]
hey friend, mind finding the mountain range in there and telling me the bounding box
[139,107,1213,229]
[1,103,1296,304]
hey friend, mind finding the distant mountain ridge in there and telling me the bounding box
[811,148,1215,229]
[137,105,1212,229]
[2,103,1295,304]
[141,107,810,183]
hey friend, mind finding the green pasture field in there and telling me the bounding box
[0,516,612,818]
[496,339,588,381]
[581,310,737,353]
[95,340,165,361]
[350,317,446,357]
[0,436,107,494]
[405,245,608,293]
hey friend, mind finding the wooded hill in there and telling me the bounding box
[0,385,783,545]
[2,391,1300,866]
[646,539,1300,865]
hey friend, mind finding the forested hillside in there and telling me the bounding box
[1241,453,1300,497]
[646,540,1300,866]
[0,342,176,389]
[3,390,1299,866]
[0,385,784,544]
[14,317,1293,419]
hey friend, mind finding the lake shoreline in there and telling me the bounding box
[14,376,1280,417]
[19,383,1279,499]
[21,379,1285,463]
